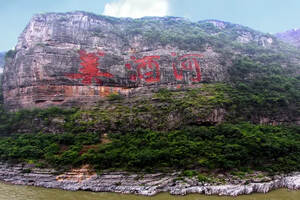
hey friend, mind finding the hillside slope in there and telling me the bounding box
[0,11,300,178]
[276,29,300,47]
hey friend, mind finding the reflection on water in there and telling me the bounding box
[1,182,300,200]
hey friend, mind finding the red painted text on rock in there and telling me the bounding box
[66,50,113,85]
[66,50,204,85]
[172,53,203,82]
[127,55,161,83]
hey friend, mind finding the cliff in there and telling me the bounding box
[1,11,299,127]
[1,12,286,109]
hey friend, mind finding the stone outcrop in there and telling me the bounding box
[0,162,300,196]
[2,11,276,110]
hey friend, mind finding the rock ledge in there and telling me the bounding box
[1,163,300,196]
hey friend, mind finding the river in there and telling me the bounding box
[1,182,300,200]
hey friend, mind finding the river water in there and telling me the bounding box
[1,182,300,200]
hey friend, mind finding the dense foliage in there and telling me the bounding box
[0,132,99,169]
[0,123,299,174]
[227,57,300,122]
[91,124,300,173]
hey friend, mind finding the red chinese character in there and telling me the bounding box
[172,53,203,82]
[126,56,161,83]
[66,50,113,85]
[125,63,137,81]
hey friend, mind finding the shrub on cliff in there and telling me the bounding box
[4,50,16,60]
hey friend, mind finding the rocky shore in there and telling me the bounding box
[1,162,300,196]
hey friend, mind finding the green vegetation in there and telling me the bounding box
[0,106,77,136]
[0,123,299,174]
[107,93,124,101]
[197,173,212,183]
[227,57,299,123]
[0,83,229,135]
[0,132,99,169]
[4,50,16,60]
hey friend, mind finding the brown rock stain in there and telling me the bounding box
[3,85,133,110]
[56,165,96,182]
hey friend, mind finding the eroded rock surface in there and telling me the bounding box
[1,163,300,196]
[2,11,277,110]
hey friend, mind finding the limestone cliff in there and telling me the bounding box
[2,11,281,110]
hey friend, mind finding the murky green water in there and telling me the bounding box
[1,182,300,200]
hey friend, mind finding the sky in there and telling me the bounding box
[1,0,300,51]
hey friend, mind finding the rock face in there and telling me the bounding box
[2,11,277,110]
[276,29,300,47]
[1,162,300,196]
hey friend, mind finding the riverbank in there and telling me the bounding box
[1,183,300,200]
[1,163,300,196]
